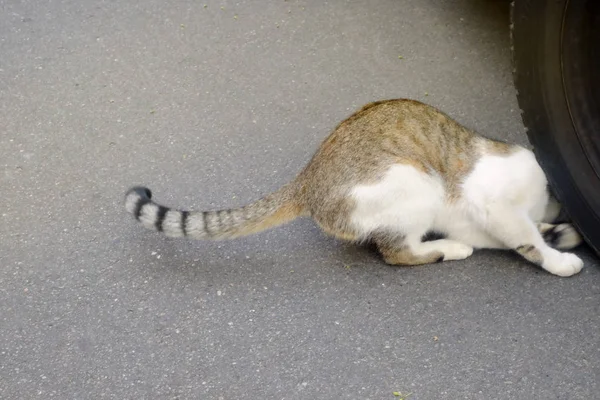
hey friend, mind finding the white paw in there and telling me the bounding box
[542,250,584,277]
[441,242,474,261]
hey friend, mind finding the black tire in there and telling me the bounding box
[511,0,600,254]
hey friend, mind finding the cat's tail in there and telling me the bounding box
[124,184,303,240]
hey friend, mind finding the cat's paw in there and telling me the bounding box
[543,223,583,250]
[542,250,584,277]
[441,242,474,261]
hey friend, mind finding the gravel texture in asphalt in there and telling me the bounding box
[1,1,598,399]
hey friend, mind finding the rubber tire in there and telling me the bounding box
[511,0,600,255]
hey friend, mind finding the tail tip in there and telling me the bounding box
[126,186,152,200]
[125,186,153,216]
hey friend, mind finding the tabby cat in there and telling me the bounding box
[125,99,583,276]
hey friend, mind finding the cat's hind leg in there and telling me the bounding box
[373,232,473,266]
[479,202,583,276]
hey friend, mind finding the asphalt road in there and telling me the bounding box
[1,1,599,399]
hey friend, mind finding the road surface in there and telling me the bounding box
[1,0,599,399]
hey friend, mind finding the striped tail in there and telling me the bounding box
[124,185,302,240]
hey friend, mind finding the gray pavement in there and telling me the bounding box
[1,0,599,399]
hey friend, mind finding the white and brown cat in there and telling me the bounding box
[125,99,583,276]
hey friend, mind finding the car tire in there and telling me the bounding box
[511,0,600,254]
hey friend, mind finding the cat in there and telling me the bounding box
[124,99,584,277]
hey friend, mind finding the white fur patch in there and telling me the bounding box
[349,164,444,237]
[348,148,555,254]
[462,148,549,221]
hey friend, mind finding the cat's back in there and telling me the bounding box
[295,99,523,235]
[303,99,479,182]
